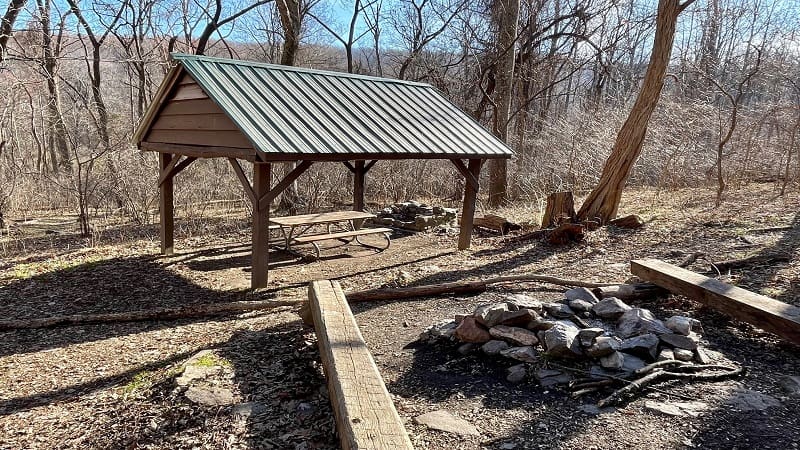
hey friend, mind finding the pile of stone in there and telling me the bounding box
[372,201,457,231]
[419,287,708,385]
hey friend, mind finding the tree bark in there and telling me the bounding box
[577,0,693,223]
[541,191,576,228]
[487,0,520,206]
[0,0,26,61]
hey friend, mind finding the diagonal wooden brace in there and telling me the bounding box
[158,155,197,186]
[450,158,479,191]
[258,160,313,211]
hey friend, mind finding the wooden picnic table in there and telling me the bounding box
[270,211,391,258]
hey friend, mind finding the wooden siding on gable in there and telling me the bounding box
[145,74,255,153]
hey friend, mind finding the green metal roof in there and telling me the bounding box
[137,53,513,160]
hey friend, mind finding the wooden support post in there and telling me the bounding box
[159,153,174,255]
[251,163,271,289]
[631,259,800,345]
[353,160,366,212]
[308,280,414,450]
[458,158,482,250]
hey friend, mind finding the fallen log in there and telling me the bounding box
[711,253,791,272]
[0,299,302,331]
[473,214,522,234]
[345,274,618,302]
[548,223,584,245]
[609,214,645,229]
[1,274,619,331]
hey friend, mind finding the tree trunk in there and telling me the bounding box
[487,0,520,207]
[0,0,26,62]
[577,0,691,223]
[276,0,303,212]
[541,191,576,228]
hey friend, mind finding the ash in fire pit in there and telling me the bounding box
[420,287,743,406]
[372,201,457,232]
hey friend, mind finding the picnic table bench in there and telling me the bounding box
[270,211,391,259]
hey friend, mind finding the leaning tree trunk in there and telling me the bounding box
[577,0,693,223]
[487,0,520,207]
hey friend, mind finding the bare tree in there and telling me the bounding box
[577,0,696,223]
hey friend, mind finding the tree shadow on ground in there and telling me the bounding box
[0,254,339,448]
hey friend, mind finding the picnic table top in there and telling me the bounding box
[269,210,375,227]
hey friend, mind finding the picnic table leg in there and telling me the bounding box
[252,162,271,289]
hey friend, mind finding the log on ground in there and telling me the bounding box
[631,258,800,345]
[308,280,413,450]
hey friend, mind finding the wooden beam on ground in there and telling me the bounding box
[458,159,482,250]
[159,153,175,255]
[308,280,414,450]
[258,160,313,210]
[251,163,271,289]
[631,259,800,345]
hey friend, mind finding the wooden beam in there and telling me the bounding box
[308,280,414,450]
[258,160,313,211]
[159,153,175,255]
[450,159,479,191]
[158,156,197,186]
[342,161,356,173]
[364,159,378,172]
[631,259,800,345]
[458,159,482,250]
[140,141,256,161]
[228,158,256,204]
[353,160,366,212]
[251,163,271,289]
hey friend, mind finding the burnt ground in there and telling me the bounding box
[0,183,799,449]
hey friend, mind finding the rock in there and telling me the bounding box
[543,303,575,319]
[592,297,631,319]
[527,319,558,331]
[673,348,694,361]
[542,322,582,358]
[579,404,602,415]
[474,303,515,327]
[419,320,458,343]
[724,388,781,411]
[665,316,693,335]
[569,299,594,313]
[454,314,468,324]
[620,354,647,372]
[600,351,625,370]
[565,287,599,303]
[497,309,540,327]
[534,369,563,380]
[454,317,491,343]
[232,402,267,419]
[660,333,698,350]
[481,340,510,356]
[185,386,236,406]
[644,400,709,417]
[414,410,479,436]
[457,343,478,355]
[578,328,605,347]
[778,375,800,396]
[694,347,711,364]
[585,336,621,358]
[616,308,671,338]
[177,364,216,387]
[538,373,572,387]
[657,348,675,361]
[500,346,539,363]
[589,365,614,379]
[619,333,660,361]
[490,325,539,346]
[504,294,544,313]
[506,364,527,384]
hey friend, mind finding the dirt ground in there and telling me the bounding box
[1,183,799,449]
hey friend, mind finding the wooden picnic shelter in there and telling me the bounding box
[134,54,513,289]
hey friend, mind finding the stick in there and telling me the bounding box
[345,274,618,302]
